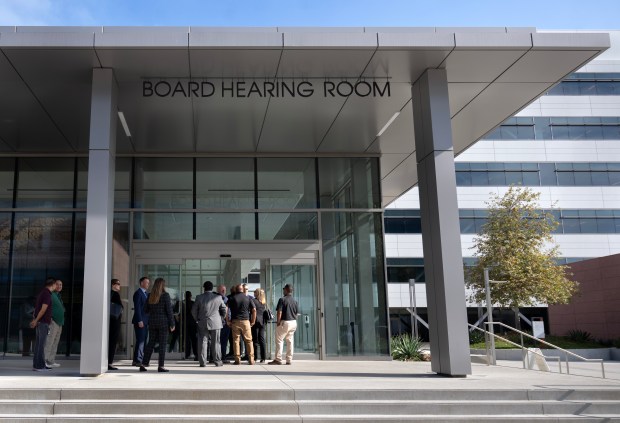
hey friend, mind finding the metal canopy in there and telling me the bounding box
[0,26,609,206]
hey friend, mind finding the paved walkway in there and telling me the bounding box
[1,356,619,391]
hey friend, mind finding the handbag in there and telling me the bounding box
[264,308,275,322]
[110,302,123,319]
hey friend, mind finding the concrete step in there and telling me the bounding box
[0,416,619,422]
[1,388,620,421]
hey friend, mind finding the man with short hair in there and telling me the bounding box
[217,284,230,360]
[44,279,65,368]
[30,277,57,371]
[132,276,150,366]
[192,281,227,367]
[268,284,299,365]
[226,283,256,365]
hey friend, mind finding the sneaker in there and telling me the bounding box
[45,366,53,370]
[33,368,50,372]
[139,366,147,372]
[157,367,169,373]
[268,360,282,365]
[107,365,118,371]
[47,363,61,368]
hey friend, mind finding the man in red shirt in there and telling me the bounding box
[30,277,57,371]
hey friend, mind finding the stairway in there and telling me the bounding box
[1,387,620,422]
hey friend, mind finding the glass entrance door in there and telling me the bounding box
[129,243,321,361]
[266,261,319,358]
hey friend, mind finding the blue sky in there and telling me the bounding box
[0,0,619,28]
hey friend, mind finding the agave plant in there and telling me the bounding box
[390,334,424,361]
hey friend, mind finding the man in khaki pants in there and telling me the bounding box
[226,283,256,365]
[268,284,299,365]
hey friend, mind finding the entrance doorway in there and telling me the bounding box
[125,242,321,361]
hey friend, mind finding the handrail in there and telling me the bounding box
[485,321,605,379]
[468,323,561,372]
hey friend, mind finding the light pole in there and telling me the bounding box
[484,268,496,365]
[484,267,507,365]
[409,279,418,339]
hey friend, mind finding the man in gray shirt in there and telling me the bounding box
[192,280,226,367]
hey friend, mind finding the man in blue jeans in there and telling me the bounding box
[30,277,57,371]
[132,276,150,366]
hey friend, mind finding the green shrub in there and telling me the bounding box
[391,334,424,361]
[567,329,593,343]
[469,330,486,345]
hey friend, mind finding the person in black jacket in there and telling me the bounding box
[108,279,123,370]
[251,288,267,363]
[140,278,175,373]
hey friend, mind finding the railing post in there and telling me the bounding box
[484,268,496,365]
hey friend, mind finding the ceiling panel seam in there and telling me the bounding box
[0,49,77,152]
[314,34,380,152]
[92,32,104,68]
[254,33,284,152]
[449,34,533,120]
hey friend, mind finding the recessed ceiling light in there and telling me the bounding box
[118,111,131,137]
[377,112,400,137]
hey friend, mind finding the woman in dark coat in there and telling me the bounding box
[140,277,175,373]
[108,279,123,370]
[251,288,267,363]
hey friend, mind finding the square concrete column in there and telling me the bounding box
[80,68,117,376]
[412,69,471,376]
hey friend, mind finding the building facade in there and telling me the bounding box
[0,26,607,375]
[387,30,620,339]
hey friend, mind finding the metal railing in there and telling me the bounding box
[487,322,606,379]
[468,323,561,373]
[470,322,606,379]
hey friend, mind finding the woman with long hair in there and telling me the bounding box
[140,277,175,373]
[251,288,267,363]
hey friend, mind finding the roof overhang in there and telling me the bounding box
[0,26,610,206]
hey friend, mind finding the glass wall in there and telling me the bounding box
[321,212,389,357]
[0,155,387,358]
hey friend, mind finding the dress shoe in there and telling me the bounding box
[259,359,265,363]
[268,360,282,365]
[139,366,147,372]
[132,361,141,367]
[233,361,241,365]
[107,365,118,371]
[286,362,292,365]
[158,367,169,373]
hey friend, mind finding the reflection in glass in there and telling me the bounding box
[75,158,88,208]
[258,212,318,240]
[321,211,388,357]
[319,158,380,209]
[196,213,255,240]
[134,158,193,209]
[257,158,316,209]
[196,158,254,209]
[115,158,132,208]
[0,213,11,352]
[16,158,75,208]
[0,159,15,208]
[134,212,193,240]
[8,213,74,354]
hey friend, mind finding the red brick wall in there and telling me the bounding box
[548,254,620,341]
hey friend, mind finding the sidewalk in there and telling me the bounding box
[1,356,620,391]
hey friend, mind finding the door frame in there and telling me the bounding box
[128,240,324,360]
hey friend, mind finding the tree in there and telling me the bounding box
[466,186,578,327]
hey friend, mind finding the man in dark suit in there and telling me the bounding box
[132,276,150,366]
